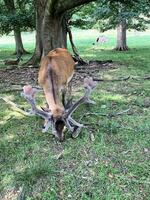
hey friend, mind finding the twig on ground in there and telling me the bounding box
[143,76,150,80]
[79,107,132,121]
[53,150,64,160]
[132,76,150,80]
[0,88,23,93]
[93,76,130,82]
[108,107,132,117]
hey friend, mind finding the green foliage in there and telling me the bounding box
[0,0,35,35]
[71,0,150,32]
[71,3,96,29]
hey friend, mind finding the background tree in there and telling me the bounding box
[71,0,150,51]
[0,0,35,56]
[95,0,150,51]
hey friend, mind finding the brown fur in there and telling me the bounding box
[38,48,75,119]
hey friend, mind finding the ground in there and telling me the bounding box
[0,30,150,200]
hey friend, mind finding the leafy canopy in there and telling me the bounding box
[0,0,35,35]
[71,0,150,32]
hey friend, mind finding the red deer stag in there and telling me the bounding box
[21,48,96,141]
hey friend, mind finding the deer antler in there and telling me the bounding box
[65,77,96,118]
[21,77,96,139]
[21,85,53,133]
[63,77,97,137]
[21,85,52,120]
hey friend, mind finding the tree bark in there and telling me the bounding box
[14,28,29,56]
[42,13,67,55]
[115,19,129,51]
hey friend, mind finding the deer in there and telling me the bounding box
[21,48,97,141]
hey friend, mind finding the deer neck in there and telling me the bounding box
[43,86,64,118]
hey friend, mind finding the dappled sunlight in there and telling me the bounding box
[0,94,29,126]
[2,133,16,143]
[90,46,115,51]
[2,174,14,186]
[0,108,26,126]
[100,93,126,102]
[14,162,27,175]
[1,174,15,198]
[81,53,97,58]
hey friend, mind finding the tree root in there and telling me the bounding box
[114,46,129,51]
[13,49,30,55]
[67,22,88,65]
[22,53,41,67]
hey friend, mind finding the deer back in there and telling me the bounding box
[38,48,75,119]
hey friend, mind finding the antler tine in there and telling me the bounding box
[62,77,96,138]
[64,77,97,119]
[21,85,52,120]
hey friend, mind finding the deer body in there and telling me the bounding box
[21,48,96,142]
[38,48,75,140]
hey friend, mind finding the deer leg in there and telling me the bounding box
[42,119,52,133]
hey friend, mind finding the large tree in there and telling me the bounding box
[0,0,35,55]
[26,0,95,66]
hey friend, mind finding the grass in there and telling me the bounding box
[0,29,150,199]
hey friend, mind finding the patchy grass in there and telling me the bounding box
[0,30,150,199]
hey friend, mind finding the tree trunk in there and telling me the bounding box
[25,0,94,65]
[42,13,67,55]
[62,16,68,48]
[14,28,29,56]
[23,0,44,66]
[115,19,129,51]
[4,0,28,56]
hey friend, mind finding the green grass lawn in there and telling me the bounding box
[0,30,150,200]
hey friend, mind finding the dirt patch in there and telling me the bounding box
[0,61,118,92]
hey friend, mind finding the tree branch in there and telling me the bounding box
[54,0,96,14]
